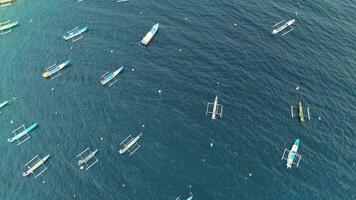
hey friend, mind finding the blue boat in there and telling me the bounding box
[101,66,124,86]
[8,123,38,143]
[141,23,159,45]
[63,26,88,41]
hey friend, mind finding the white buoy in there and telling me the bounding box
[158,89,162,94]
[51,88,55,91]
[296,86,300,90]
[10,120,13,124]
[122,184,125,187]
[110,50,114,53]
[210,142,213,147]
[57,143,60,146]
[234,23,237,26]
[318,117,321,120]
[100,137,103,141]
[132,68,135,72]
[249,173,252,176]
[70,46,73,50]
[80,166,84,170]
[179,49,182,52]
[140,11,143,14]
[189,185,192,188]
[184,17,188,20]
[55,111,58,115]
[42,180,45,184]
[73,194,77,198]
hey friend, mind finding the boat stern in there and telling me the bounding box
[42,71,51,78]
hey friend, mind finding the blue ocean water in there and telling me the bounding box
[0,0,355,199]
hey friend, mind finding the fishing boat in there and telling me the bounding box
[0,0,14,7]
[78,149,98,166]
[272,19,295,36]
[23,154,50,177]
[206,95,223,120]
[186,195,193,200]
[141,23,159,46]
[77,147,99,170]
[8,123,38,143]
[0,20,18,34]
[42,60,70,79]
[101,66,124,86]
[0,100,8,109]
[63,26,88,41]
[291,101,310,122]
[281,139,301,169]
[119,133,142,155]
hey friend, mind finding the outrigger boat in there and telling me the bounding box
[291,101,310,122]
[119,133,143,156]
[0,0,14,7]
[141,23,159,46]
[63,26,88,42]
[281,139,301,168]
[76,147,99,170]
[0,20,18,35]
[0,100,8,109]
[100,66,124,86]
[206,95,223,120]
[272,19,295,36]
[42,60,70,79]
[23,154,50,178]
[119,125,144,156]
[186,195,193,200]
[8,123,38,145]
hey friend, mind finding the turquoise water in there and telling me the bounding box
[0,0,355,199]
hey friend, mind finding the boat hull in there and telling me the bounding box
[141,23,159,45]
[286,139,299,168]
[0,100,8,109]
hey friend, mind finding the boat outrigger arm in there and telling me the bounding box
[291,101,310,122]
[281,139,301,168]
[206,95,223,120]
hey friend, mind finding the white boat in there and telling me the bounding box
[141,23,159,46]
[0,100,8,109]
[78,149,98,166]
[100,66,124,86]
[272,19,295,36]
[119,133,142,155]
[206,95,223,120]
[281,139,301,168]
[23,154,50,177]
